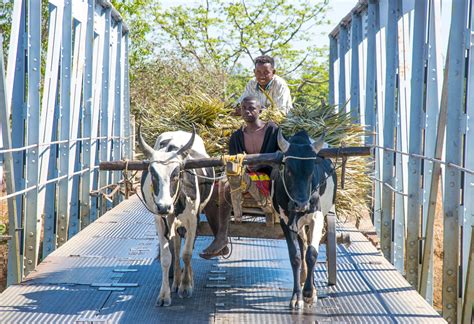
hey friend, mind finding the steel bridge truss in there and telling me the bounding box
[329,0,473,323]
[0,0,132,287]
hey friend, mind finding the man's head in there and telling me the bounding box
[240,96,262,124]
[254,55,275,88]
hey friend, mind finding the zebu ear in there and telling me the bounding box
[177,125,196,158]
[312,131,326,154]
[277,129,289,153]
[137,125,155,158]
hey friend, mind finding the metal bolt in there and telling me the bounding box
[27,260,33,265]
[28,246,33,251]
[409,269,414,274]
[446,317,452,322]
[447,304,452,309]
[447,287,453,292]
[60,238,65,242]
[447,269,453,276]
[60,226,65,230]
[409,241,415,246]
[29,232,34,237]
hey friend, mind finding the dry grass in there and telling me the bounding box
[433,187,444,311]
[141,97,372,224]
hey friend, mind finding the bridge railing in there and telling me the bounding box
[329,1,473,323]
[0,0,132,286]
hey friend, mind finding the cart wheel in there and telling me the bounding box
[326,209,337,286]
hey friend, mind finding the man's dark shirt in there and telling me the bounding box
[229,121,279,175]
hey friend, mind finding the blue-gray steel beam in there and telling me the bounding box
[5,0,26,285]
[67,2,88,239]
[8,0,26,259]
[89,4,105,223]
[80,0,95,229]
[329,36,337,106]
[123,34,131,162]
[24,0,42,275]
[350,13,361,124]
[461,0,474,315]
[338,26,348,112]
[0,34,21,286]
[373,0,384,238]
[112,22,122,206]
[55,0,72,255]
[380,0,400,260]
[406,0,428,290]
[41,1,63,258]
[420,0,443,304]
[364,0,377,146]
[99,7,112,215]
[461,226,473,323]
[442,1,468,321]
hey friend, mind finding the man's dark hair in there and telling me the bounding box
[241,95,261,107]
[254,55,275,68]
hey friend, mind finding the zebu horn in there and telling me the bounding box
[137,125,155,158]
[312,131,326,154]
[277,129,289,153]
[177,125,196,157]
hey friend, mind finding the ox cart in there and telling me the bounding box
[100,146,370,286]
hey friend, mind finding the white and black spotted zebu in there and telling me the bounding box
[138,127,214,307]
[272,130,337,309]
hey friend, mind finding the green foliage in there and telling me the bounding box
[111,0,160,67]
[0,0,13,57]
[152,0,330,76]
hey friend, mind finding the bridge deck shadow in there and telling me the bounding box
[0,196,445,323]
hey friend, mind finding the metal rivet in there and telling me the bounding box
[447,287,453,292]
[447,304,452,309]
[29,232,34,237]
[447,269,453,275]
[27,260,33,265]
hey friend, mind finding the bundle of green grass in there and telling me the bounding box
[139,93,372,224]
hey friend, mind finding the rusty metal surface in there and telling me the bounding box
[0,195,445,323]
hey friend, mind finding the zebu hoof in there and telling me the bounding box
[171,281,179,293]
[289,293,304,310]
[156,295,172,307]
[303,294,317,306]
[178,284,193,298]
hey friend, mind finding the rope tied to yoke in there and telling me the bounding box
[222,153,248,192]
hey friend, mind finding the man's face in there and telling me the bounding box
[254,63,275,87]
[241,100,260,123]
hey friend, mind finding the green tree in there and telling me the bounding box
[111,0,161,67]
[0,0,13,57]
[152,0,330,76]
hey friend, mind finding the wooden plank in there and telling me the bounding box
[198,220,283,240]
[99,147,372,171]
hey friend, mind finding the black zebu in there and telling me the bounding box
[272,130,337,309]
